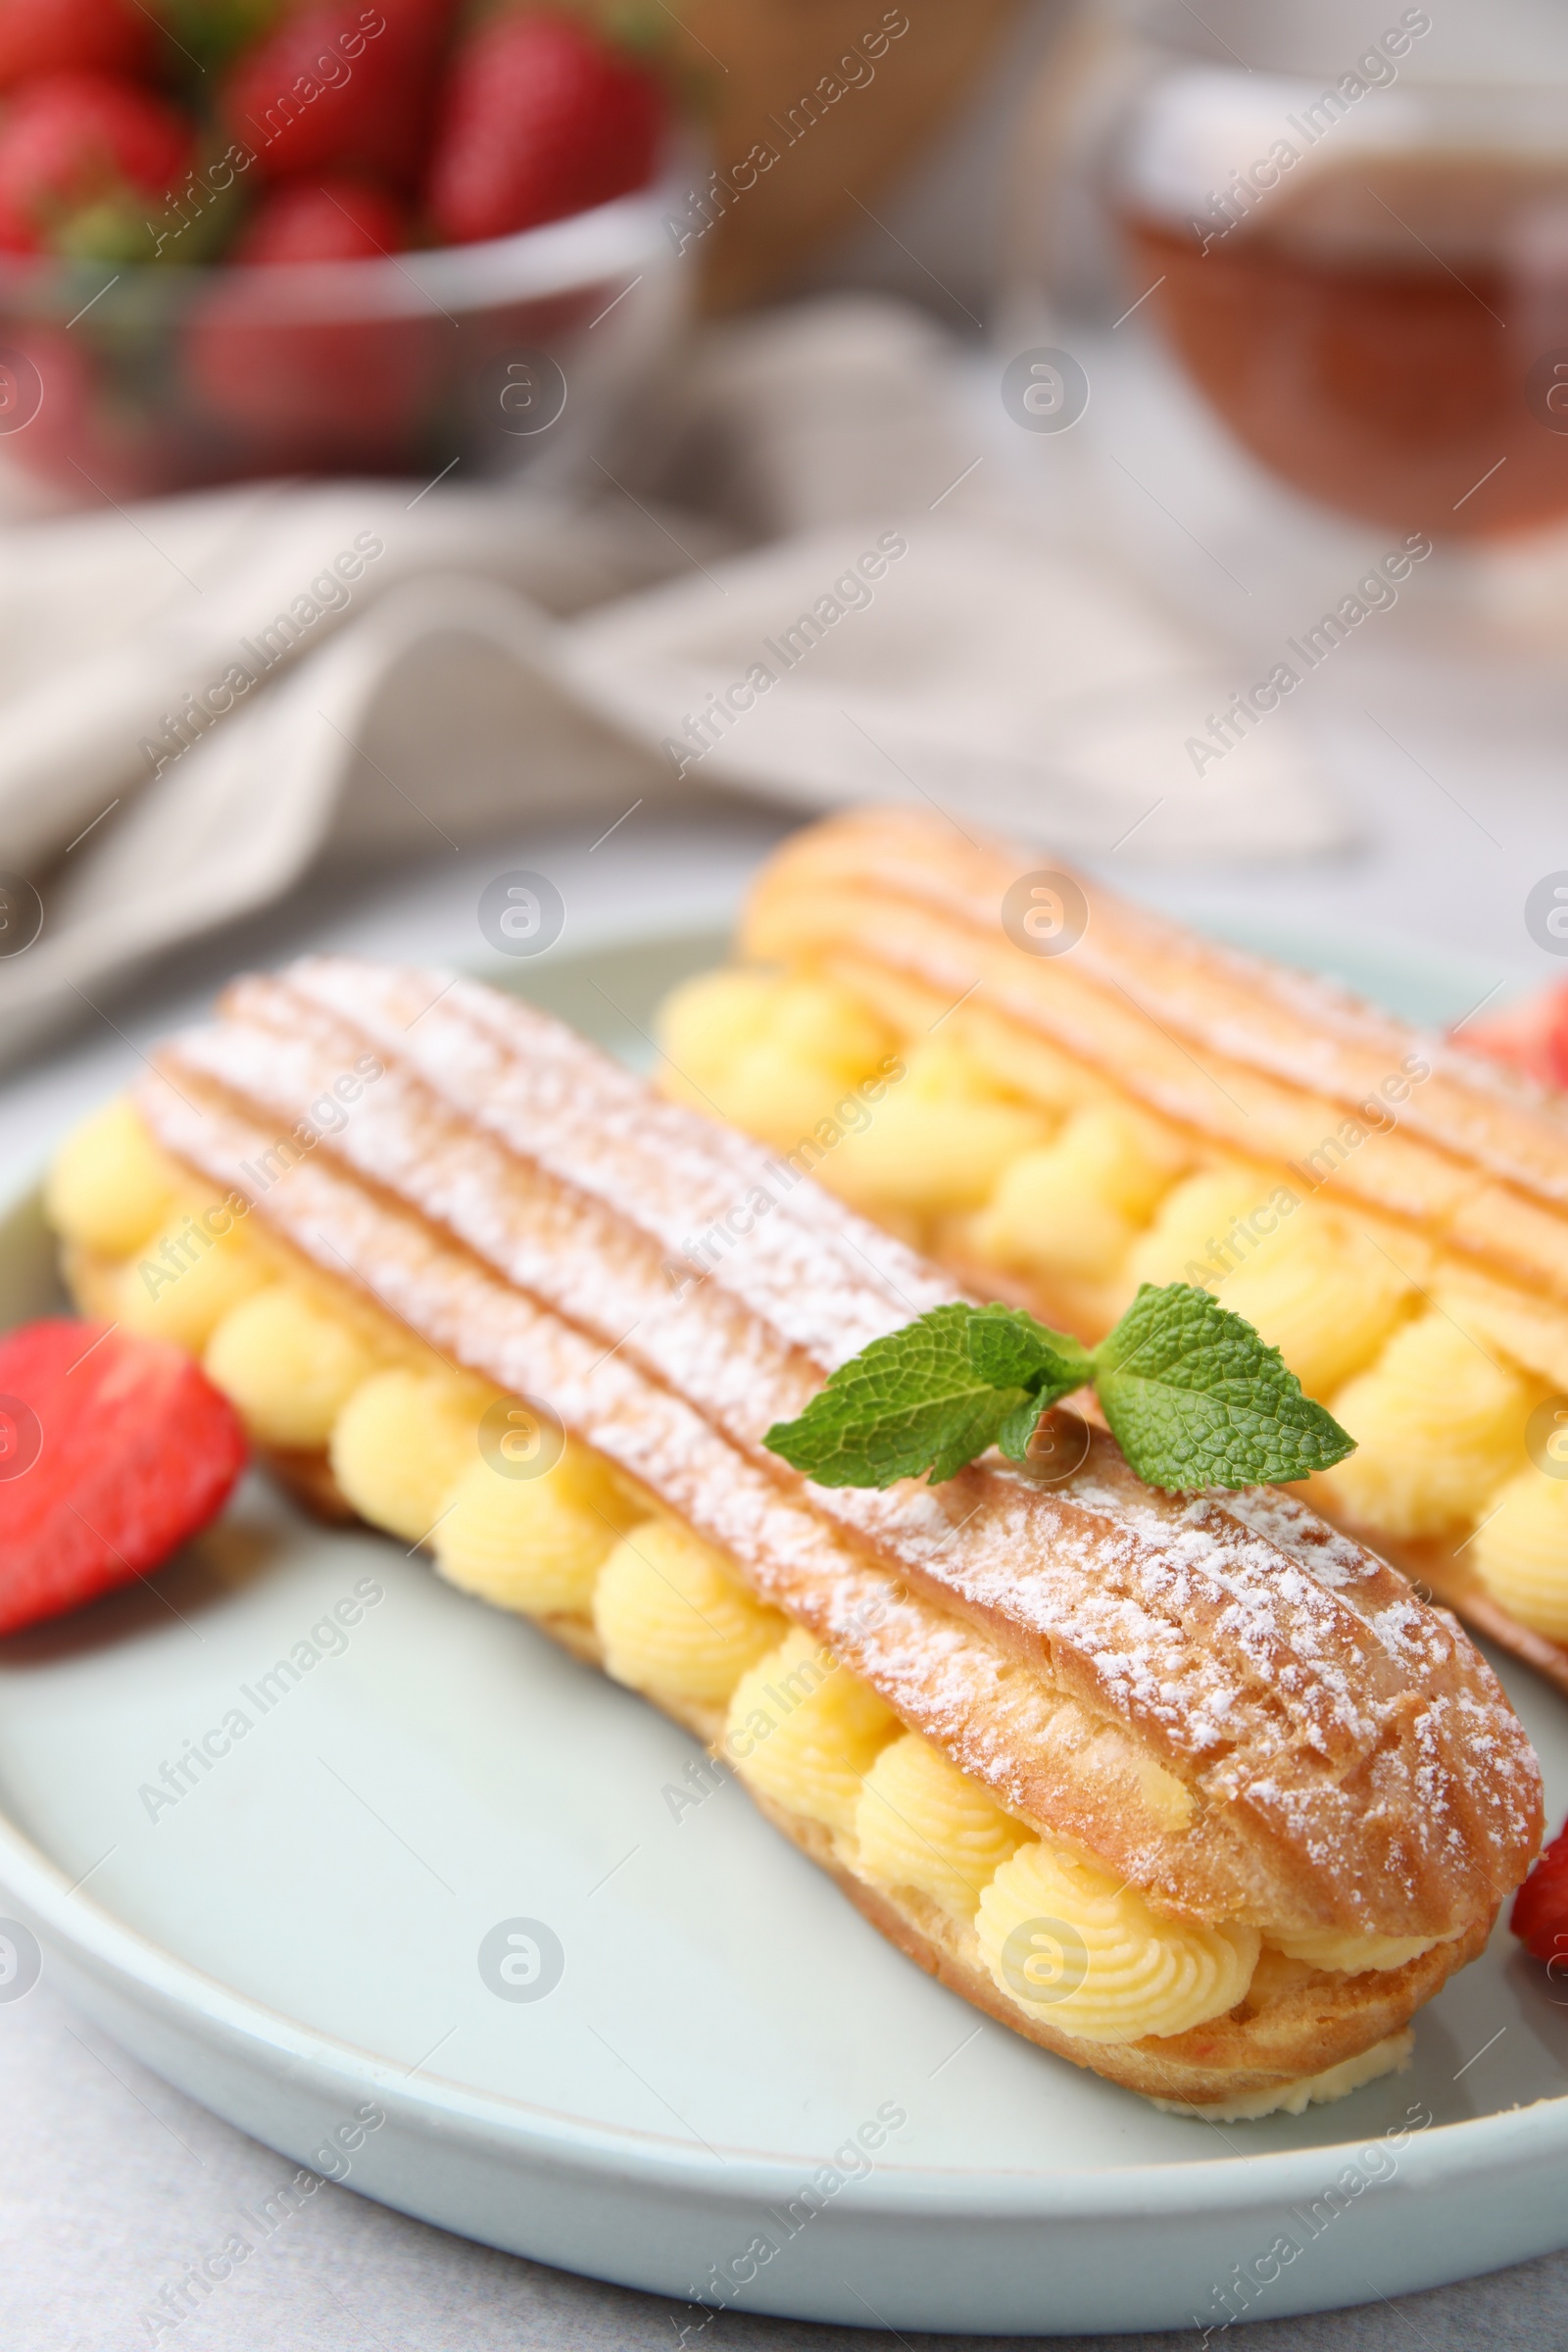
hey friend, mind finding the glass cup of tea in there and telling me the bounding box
[1015,0,1568,542]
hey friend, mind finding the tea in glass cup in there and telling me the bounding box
[1117,58,1568,538]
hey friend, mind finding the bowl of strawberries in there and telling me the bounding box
[0,0,688,499]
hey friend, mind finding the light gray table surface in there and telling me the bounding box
[3,784,1567,2352]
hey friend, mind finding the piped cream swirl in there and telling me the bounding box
[976,1838,1259,2044]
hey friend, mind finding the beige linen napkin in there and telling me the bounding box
[0,483,688,1063]
[0,296,1344,1070]
[559,514,1346,859]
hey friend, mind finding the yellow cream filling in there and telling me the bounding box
[660,975,1055,1213]
[1152,2030,1414,2121]
[1121,1165,1281,1294]
[1322,1310,1534,1540]
[1208,1211,1415,1401]
[967,1106,1184,1284]
[827,1037,1055,1214]
[435,1446,641,1617]
[854,1732,1030,1918]
[330,1366,498,1544]
[1470,1465,1568,1641]
[976,1838,1260,2044]
[116,1204,272,1352]
[594,1519,790,1705]
[1263,1926,1450,1975]
[724,1627,900,1834]
[1138,1756,1197,1833]
[205,1286,380,1449]
[659,968,895,1150]
[45,1095,178,1257]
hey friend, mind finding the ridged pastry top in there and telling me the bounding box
[741,808,1568,1299]
[135,956,1542,1937]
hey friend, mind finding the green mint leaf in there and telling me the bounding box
[763,1285,1353,1495]
[763,1303,1033,1488]
[996,1392,1052,1461]
[1092,1283,1355,1491]
[964,1301,1095,1404]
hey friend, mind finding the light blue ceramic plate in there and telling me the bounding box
[0,922,1562,2339]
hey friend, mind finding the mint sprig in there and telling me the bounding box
[763,1284,1354,1495]
[762,1301,1092,1489]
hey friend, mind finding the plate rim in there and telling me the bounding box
[7,1798,1567,2220]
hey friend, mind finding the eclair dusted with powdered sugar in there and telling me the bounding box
[45,959,1542,2117]
[659,808,1568,1696]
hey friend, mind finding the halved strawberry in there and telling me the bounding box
[1511,1812,1568,1969]
[0,1319,247,1636]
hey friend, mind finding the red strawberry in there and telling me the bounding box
[183,174,434,465]
[0,72,193,257]
[0,1320,247,1637]
[0,0,154,88]
[229,171,406,262]
[0,323,181,501]
[1459,983,1568,1093]
[1512,1812,1568,1970]
[427,10,664,246]
[220,0,450,188]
